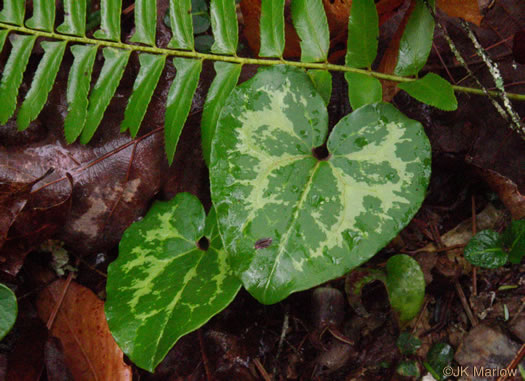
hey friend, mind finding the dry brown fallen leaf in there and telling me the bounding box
[36,279,132,381]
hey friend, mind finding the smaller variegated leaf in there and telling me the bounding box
[106,193,241,373]
[397,73,457,111]
[210,65,431,304]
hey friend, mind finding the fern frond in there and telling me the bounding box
[0,0,522,162]
[121,53,166,137]
[291,0,329,63]
[0,34,36,124]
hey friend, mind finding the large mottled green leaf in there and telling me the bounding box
[80,48,131,144]
[503,219,525,264]
[210,0,238,54]
[0,0,25,26]
[385,254,425,322]
[210,65,431,304]
[130,0,157,46]
[345,72,382,110]
[94,0,122,41]
[291,0,329,62]
[0,34,36,125]
[165,58,202,164]
[26,0,55,32]
[346,0,378,68]
[259,0,285,58]
[168,0,194,50]
[17,41,67,131]
[398,73,457,111]
[308,69,332,106]
[64,44,98,143]
[57,0,86,36]
[394,0,435,77]
[201,62,242,166]
[106,193,241,372]
[464,230,507,269]
[121,53,166,138]
[0,283,17,340]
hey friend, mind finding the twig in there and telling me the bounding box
[458,20,523,137]
[471,195,477,297]
[272,308,289,378]
[455,280,479,327]
[497,344,525,381]
[198,330,213,381]
[254,358,272,381]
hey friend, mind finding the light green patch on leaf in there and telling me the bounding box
[201,62,242,166]
[210,65,431,304]
[464,230,507,268]
[26,0,55,32]
[260,0,285,58]
[308,69,332,106]
[130,0,157,46]
[80,48,131,144]
[94,0,122,42]
[17,41,67,131]
[64,44,98,143]
[291,0,329,62]
[503,219,525,264]
[121,53,166,138]
[168,0,194,50]
[0,34,37,125]
[210,0,238,55]
[0,0,25,26]
[0,283,17,340]
[57,0,86,37]
[345,72,382,110]
[106,193,241,373]
[386,254,425,322]
[0,30,7,51]
[394,0,435,77]
[398,73,457,111]
[165,58,202,164]
[346,0,378,68]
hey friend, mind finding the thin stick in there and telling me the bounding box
[497,344,525,381]
[455,280,479,327]
[254,358,272,381]
[471,195,478,297]
[198,330,213,381]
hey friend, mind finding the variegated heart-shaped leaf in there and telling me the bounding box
[210,65,431,305]
[105,193,241,372]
